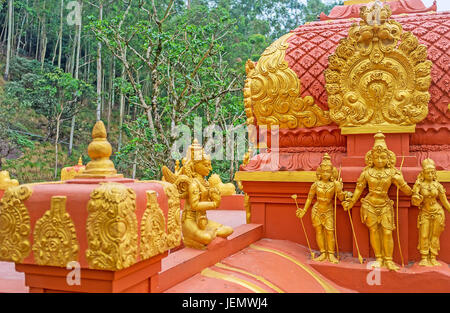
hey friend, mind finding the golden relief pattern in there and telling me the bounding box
[244,33,331,129]
[140,191,167,259]
[0,185,32,262]
[163,183,182,249]
[325,4,432,127]
[86,183,138,270]
[32,196,79,267]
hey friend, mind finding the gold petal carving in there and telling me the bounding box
[140,191,168,259]
[0,185,32,263]
[244,33,331,129]
[86,183,138,270]
[325,4,432,127]
[164,183,182,249]
[32,196,79,267]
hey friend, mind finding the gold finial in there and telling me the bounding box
[78,156,83,166]
[76,121,121,178]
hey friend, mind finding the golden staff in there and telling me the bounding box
[291,194,315,260]
[347,205,364,264]
[334,165,342,260]
[396,156,405,267]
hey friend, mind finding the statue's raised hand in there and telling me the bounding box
[296,208,306,219]
[209,186,221,208]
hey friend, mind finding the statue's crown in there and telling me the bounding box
[372,131,388,151]
[422,158,436,170]
[187,139,209,162]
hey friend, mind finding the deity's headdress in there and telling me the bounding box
[185,139,210,162]
[316,153,338,181]
[422,158,436,171]
[365,131,396,168]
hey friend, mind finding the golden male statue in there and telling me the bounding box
[163,139,233,249]
[296,153,351,263]
[412,158,450,266]
[343,132,412,271]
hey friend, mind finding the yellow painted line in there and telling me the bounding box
[249,244,339,293]
[215,262,285,293]
[201,267,271,293]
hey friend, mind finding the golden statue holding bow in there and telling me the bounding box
[162,139,233,249]
[412,158,450,266]
[343,132,412,271]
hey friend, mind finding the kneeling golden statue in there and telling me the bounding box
[412,158,450,267]
[162,139,233,249]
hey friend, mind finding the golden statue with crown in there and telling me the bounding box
[412,158,450,267]
[343,132,412,271]
[162,139,233,249]
[295,153,351,263]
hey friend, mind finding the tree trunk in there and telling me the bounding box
[40,0,47,70]
[16,0,27,57]
[96,3,103,121]
[118,51,126,152]
[57,0,63,69]
[68,0,82,157]
[54,112,62,179]
[4,0,13,81]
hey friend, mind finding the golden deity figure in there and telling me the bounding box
[343,132,412,271]
[296,153,351,263]
[162,139,233,249]
[412,159,450,267]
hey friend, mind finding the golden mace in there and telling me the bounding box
[396,156,406,267]
[291,194,316,260]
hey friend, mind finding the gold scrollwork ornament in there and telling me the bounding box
[0,185,32,262]
[140,191,168,259]
[245,33,331,129]
[32,196,79,267]
[86,183,138,270]
[325,3,432,127]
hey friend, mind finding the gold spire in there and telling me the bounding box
[76,121,122,178]
[78,156,83,166]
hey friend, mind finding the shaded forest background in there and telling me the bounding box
[0,0,341,184]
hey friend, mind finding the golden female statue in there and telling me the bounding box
[296,154,351,263]
[412,158,450,266]
[162,139,233,249]
[343,132,412,271]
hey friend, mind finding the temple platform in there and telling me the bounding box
[1,209,449,293]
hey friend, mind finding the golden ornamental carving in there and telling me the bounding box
[86,183,138,270]
[0,171,19,191]
[325,3,432,127]
[0,185,32,262]
[163,183,182,249]
[140,191,168,259]
[245,33,331,129]
[32,196,79,267]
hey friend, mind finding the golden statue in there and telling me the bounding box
[0,171,19,190]
[295,154,351,263]
[412,159,450,267]
[208,174,236,196]
[343,132,412,271]
[162,139,233,249]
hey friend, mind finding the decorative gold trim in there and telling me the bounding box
[32,196,79,267]
[215,262,284,293]
[341,125,416,135]
[249,244,339,293]
[325,4,432,128]
[140,191,168,260]
[234,171,316,183]
[86,183,138,270]
[245,33,331,129]
[437,171,450,183]
[201,267,270,293]
[163,183,182,249]
[0,185,33,262]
